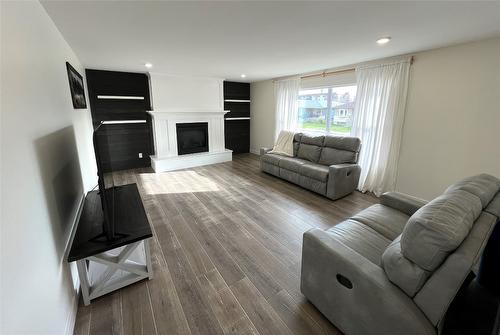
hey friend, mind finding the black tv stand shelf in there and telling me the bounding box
[224,81,250,154]
[68,183,153,305]
[68,183,152,261]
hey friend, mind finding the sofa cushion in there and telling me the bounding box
[351,204,410,240]
[297,134,324,162]
[401,190,482,271]
[413,212,497,326]
[485,192,500,217]
[319,147,358,165]
[278,156,308,172]
[300,134,324,146]
[261,161,280,176]
[324,136,361,152]
[300,163,329,182]
[318,136,361,165]
[293,133,302,156]
[382,235,430,297]
[327,219,391,265]
[445,173,500,208]
[279,168,300,185]
[261,153,282,166]
[297,144,322,163]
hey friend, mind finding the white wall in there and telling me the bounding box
[250,79,275,154]
[396,37,500,199]
[149,73,224,112]
[249,38,500,199]
[0,2,96,334]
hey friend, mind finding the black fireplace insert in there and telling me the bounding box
[176,122,209,155]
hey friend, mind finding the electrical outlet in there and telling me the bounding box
[138,153,143,158]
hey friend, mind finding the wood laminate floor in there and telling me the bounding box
[74,153,378,335]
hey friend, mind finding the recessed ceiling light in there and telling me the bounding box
[145,63,153,68]
[376,37,391,45]
[240,74,246,78]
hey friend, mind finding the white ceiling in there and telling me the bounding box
[42,1,500,82]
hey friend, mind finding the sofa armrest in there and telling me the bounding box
[380,192,427,216]
[301,229,435,335]
[260,147,273,156]
[326,164,361,200]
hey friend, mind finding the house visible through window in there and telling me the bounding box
[297,85,357,135]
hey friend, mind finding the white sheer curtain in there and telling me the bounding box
[274,77,300,140]
[351,58,411,196]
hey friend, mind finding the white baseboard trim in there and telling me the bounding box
[249,147,260,155]
[64,285,80,335]
[63,192,86,335]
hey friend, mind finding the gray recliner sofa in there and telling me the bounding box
[301,173,500,335]
[260,133,361,200]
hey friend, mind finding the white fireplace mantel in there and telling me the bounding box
[148,110,232,172]
[147,74,232,172]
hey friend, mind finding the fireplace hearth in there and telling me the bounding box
[148,108,232,172]
[176,122,209,155]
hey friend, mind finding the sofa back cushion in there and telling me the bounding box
[485,193,500,217]
[319,136,361,166]
[413,211,497,326]
[382,235,430,297]
[293,133,302,157]
[401,190,482,271]
[297,135,324,162]
[444,173,500,208]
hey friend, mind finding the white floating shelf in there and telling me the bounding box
[102,120,147,124]
[224,99,251,103]
[97,95,145,100]
[225,117,250,120]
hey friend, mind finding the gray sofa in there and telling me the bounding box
[301,173,500,335]
[260,133,361,200]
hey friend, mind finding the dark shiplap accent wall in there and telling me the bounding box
[224,81,250,154]
[224,81,250,100]
[86,69,154,171]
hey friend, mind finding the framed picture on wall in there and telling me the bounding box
[66,62,87,109]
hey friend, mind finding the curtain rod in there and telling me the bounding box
[276,56,414,82]
[301,67,354,80]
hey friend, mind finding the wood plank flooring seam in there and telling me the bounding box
[145,282,160,335]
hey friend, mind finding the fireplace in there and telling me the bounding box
[176,122,209,155]
[148,106,232,172]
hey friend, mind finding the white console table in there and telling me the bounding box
[76,239,152,305]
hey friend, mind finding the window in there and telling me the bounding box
[297,85,357,135]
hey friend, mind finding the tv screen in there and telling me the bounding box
[92,123,116,241]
